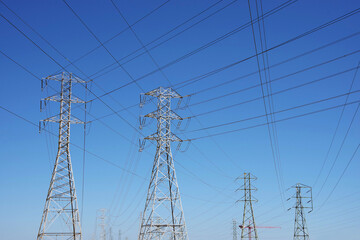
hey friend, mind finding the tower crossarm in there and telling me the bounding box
[43,95,85,104]
[144,109,182,120]
[43,72,86,83]
[41,115,85,124]
[144,132,183,142]
[144,86,182,98]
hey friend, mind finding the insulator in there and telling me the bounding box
[177,98,183,108]
[176,120,182,130]
[180,141,191,152]
[40,100,43,112]
[140,94,147,108]
[179,118,191,131]
[176,142,182,151]
[139,117,146,129]
[39,121,41,133]
[139,139,146,152]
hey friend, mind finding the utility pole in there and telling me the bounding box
[233,219,238,240]
[138,87,189,240]
[37,72,85,240]
[118,230,121,240]
[237,173,258,240]
[288,183,313,240]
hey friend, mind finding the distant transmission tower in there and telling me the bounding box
[288,183,313,240]
[237,173,258,240]
[233,219,238,240]
[97,209,108,240]
[37,72,85,240]
[138,87,188,240]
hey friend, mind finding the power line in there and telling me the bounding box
[0,104,145,178]
[191,65,359,118]
[87,0,298,100]
[82,31,360,124]
[313,60,360,187]
[92,3,360,101]
[318,143,360,210]
[88,0,241,80]
[315,102,360,199]
[188,31,360,97]
[186,90,360,133]
[186,48,360,109]
[188,99,360,140]
[57,0,172,72]
[247,0,285,209]
[174,6,360,91]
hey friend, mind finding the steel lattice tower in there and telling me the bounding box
[37,72,85,240]
[138,87,188,240]
[233,219,238,240]
[288,183,313,240]
[237,173,258,240]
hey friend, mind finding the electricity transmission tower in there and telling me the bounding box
[288,183,313,240]
[138,87,189,240]
[37,72,85,240]
[98,209,108,240]
[233,219,238,240]
[237,173,258,240]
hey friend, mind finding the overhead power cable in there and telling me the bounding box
[174,7,360,90]
[88,0,243,80]
[57,0,222,73]
[51,0,172,73]
[313,60,360,187]
[190,65,359,118]
[318,143,360,210]
[83,31,360,123]
[186,90,360,133]
[91,5,359,101]
[188,99,360,140]
[0,105,145,179]
[247,0,284,208]
[87,0,298,100]
[187,31,360,97]
[187,48,360,108]
[316,102,360,199]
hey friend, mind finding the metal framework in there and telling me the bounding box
[233,219,238,240]
[98,209,107,240]
[237,173,258,240]
[37,72,85,240]
[138,87,188,240]
[288,183,313,240]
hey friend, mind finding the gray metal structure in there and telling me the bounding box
[98,209,107,240]
[233,219,238,240]
[237,173,258,240]
[37,72,84,240]
[138,87,188,240]
[288,183,313,240]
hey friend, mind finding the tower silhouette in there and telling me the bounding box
[237,173,258,240]
[37,72,85,240]
[233,219,238,240]
[288,183,313,240]
[138,87,188,240]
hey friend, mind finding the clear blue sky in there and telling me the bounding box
[0,0,359,239]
